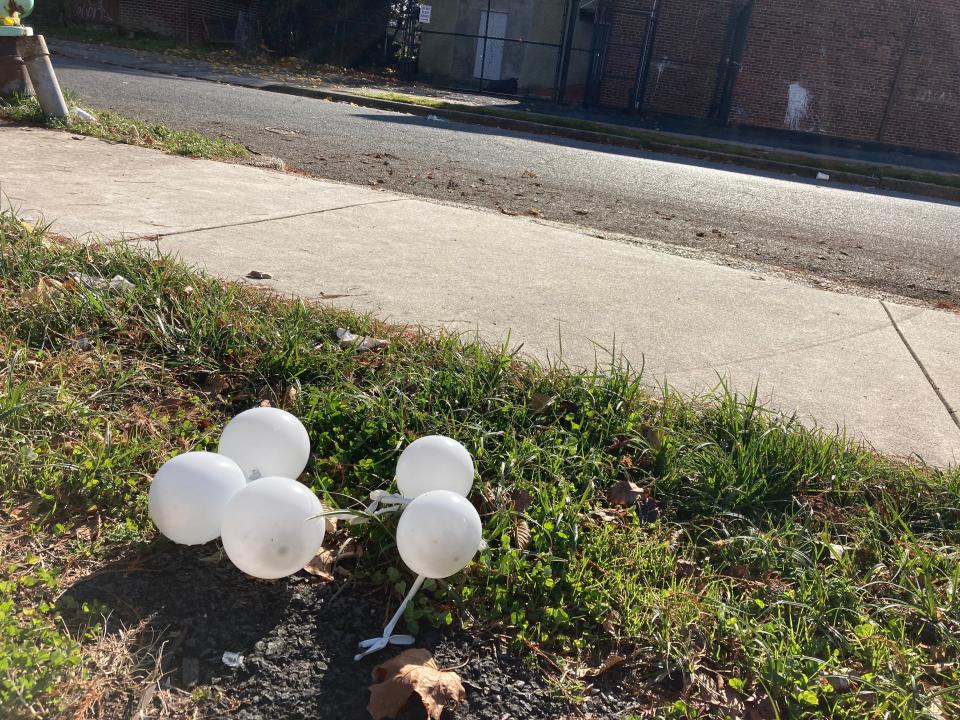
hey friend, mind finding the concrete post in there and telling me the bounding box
[16,35,67,120]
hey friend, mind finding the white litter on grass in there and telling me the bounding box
[69,272,135,292]
[816,171,830,181]
[426,114,449,123]
[336,327,389,352]
[71,107,97,124]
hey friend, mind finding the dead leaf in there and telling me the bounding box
[530,393,554,414]
[21,277,64,304]
[156,397,193,413]
[513,519,531,550]
[368,649,465,720]
[573,208,590,215]
[526,207,542,217]
[608,479,646,507]
[183,285,194,296]
[246,270,273,280]
[578,654,626,678]
[725,564,751,580]
[284,385,298,409]
[259,399,272,407]
[602,609,621,635]
[643,426,664,451]
[593,507,627,524]
[303,548,336,582]
[499,206,519,216]
[506,488,532,513]
[202,373,230,396]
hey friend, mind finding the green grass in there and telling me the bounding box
[0,93,248,160]
[1,210,959,718]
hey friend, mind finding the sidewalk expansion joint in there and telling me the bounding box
[132,199,404,240]
[880,300,960,432]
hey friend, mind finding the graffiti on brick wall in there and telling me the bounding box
[784,83,810,130]
[71,0,120,24]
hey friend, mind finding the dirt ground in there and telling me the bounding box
[62,544,643,719]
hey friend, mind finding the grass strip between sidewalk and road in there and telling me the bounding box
[1,210,959,719]
[357,91,960,193]
[0,93,248,161]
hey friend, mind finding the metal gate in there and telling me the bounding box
[585,0,658,111]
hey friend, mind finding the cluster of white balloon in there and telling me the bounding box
[147,407,483,661]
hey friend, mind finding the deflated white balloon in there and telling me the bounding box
[395,435,474,499]
[148,452,246,545]
[396,490,482,579]
[218,407,310,481]
[220,476,326,580]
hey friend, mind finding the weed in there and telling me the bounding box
[0,210,957,718]
[0,94,248,160]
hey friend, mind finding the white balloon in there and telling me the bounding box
[148,452,246,545]
[395,435,474,499]
[220,476,326,579]
[218,407,310,481]
[396,490,483,579]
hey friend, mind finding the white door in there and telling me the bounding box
[474,11,507,80]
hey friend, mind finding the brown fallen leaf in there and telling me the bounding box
[608,479,646,507]
[530,392,554,414]
[303,548,336,582]
[506,487,532,513]
[246,270,273,280]
[21,276,64,304]
[202,373,231,396]
[368,649,465,720]
[513,519,531,550]
[602,609,621,636]
[643,426,664,451]
[578,654,626,678]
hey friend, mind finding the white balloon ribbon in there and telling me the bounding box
[348,489,411,525]
[354,574,426,661]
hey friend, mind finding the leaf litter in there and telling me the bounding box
[367,649,465,720]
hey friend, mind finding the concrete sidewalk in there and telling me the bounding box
[2,127,958,466]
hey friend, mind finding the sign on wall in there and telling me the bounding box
[419,4,432,23]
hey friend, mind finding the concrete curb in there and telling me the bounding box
[50,42,960,203]
[261,84,960,202]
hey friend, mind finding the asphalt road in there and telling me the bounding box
[55,56,960,305]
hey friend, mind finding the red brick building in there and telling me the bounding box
[595,0,960,154]
[60,0,252,44]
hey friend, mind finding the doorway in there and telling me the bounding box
[474,11,508,80]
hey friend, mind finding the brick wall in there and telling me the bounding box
[120,0,252,43]
[596,0,651,108]
[597,0,747,114]
[642,0,744,117]
[598,0,960,153]
[733,0,960,153]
